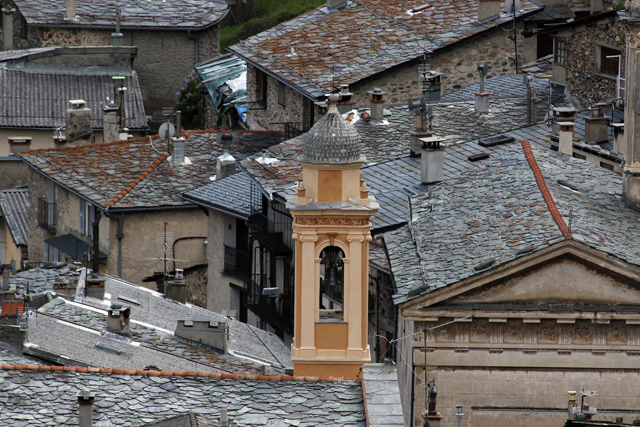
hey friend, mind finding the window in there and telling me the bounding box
[44,243,49,263]
[278,82,286,107]
[319,246,344,321]
[53,248,60,263]
[87,205,95,239]
[554,38,566,67]
[600,161,614,171]
[573,153,586,160]
[79,199,86,235]
[595,44,621,78]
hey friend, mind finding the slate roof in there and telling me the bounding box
[17,130,282,211]
[9,262,83,294]
[181,172,253,219]
[0,185,29,246]
[385,134,640,305]
[13,0,228,30]
[361,364,404,427]
[228,0,543,99]
[0,67,147,130]
[0,367,366,427]
[140,413,220,427]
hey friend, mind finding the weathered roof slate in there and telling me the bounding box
[181,172,253,219]
[0,68,147,130]
[228,0,542,98]
[18,131,282,210]
[386,137,640,305]
[0,368,366,427]
[0,185,29,246]
[13,0,228,30]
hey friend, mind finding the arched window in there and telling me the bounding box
[319,246,344,321]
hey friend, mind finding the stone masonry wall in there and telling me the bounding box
[565,17,626,109]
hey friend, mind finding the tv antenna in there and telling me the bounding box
[505,0,521,73]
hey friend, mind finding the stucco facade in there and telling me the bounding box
[398,246,640,427]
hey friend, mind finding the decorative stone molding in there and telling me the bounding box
[295,218,369,226]
[454,347,469,353]
[347,235,365,243]
[298,235,319,243]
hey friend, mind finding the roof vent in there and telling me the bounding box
[478,135,514,147]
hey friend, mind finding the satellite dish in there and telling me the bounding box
[504,0,521,13]
[158,122,175,141]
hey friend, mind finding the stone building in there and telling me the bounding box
[384,132,640,426]
[1,0,229,113]
[0,46,147,156]
[228,0,544,132]
[16,130,281,287]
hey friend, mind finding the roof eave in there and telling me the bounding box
[180,192,250,220]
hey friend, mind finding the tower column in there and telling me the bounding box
[346,233,364,357]
[624,23,640,211]
[298,232,318,356]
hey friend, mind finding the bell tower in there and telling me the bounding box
[288,94,379,378]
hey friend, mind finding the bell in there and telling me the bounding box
[325,266,339,288]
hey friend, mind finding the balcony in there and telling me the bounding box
[38,198,56,232]
[245,275,294,336]
[223,245,251,280]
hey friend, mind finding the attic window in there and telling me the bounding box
[595,44,621,78]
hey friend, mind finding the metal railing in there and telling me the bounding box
[38,198,56,231]
[244,274,294,335]
[248,212,292,256]
[223,245,251,280]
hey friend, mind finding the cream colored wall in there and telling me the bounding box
[117,208,207,287]
[0,129,107,157]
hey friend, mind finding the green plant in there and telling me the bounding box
[175,70,203,130]
[613,1,625,10]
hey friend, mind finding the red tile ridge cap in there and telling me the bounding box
[0,364,359,382]
[105,151,170,208]
[16,135,158,156]
[521,140,572,239]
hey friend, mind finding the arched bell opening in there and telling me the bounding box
[319,245,344,321]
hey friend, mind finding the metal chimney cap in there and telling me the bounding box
[77,389,95,399]
[110,303,123,310]
[368,88,386,95]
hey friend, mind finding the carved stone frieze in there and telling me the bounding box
[539,322,558,343]
[295,217,369,226]
[471,321,489,342]
[504,321,523,343]
[607,322,627,344]
[573,323,591,344]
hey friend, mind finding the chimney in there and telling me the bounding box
[409,98,434,156]
[612,123,625,155]
[7,136,32,154]
[84,210,106,300]
[2,266,9,291]
[584,103,610,144]
[216,133,236,179]
[106,303,132,337]
[77,389,95,427]
[336,84,354,115]
[175,318,228,352]
[327,0,347,9]
[420,136,445,184]
[552,106,576,134]
[2,6,16,51]
[171,111,186,166]
[165,268,187,303]
[590,0,603,14]
[66,100,93,142]
[66,0,78,20]
[368,88,386,122]
[111,7,124,47]
[557,121,574,156]
[475,64,490,113]
[102,98,120,143]
[220,405,229,427]
[422,72,444,102]
[478,0,500,22]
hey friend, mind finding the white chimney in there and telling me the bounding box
[478,0,500,22]
[77,389,95,427]
[7,136,32,154]
[557,121,574,156]
[66,0,77,20]
[106,303,132,337]
[217,133,236,179]
[419,136,445,184]
[220,405,229,427]
[2,6,16,51]
[612,123,625,155]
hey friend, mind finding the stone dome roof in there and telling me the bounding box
[301,95,363,164]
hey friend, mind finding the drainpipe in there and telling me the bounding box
[103,211,124,277]
[172,236,206,271]
[92,210,102,274]
[187,30,199,65]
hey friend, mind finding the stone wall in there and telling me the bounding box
[0,4,220,113]
[565,16,626,109]
[0,160,28,191]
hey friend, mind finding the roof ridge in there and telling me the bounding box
[0,364,361,383]
[521,140,572,239]
[17,135,155,155]
[106,150,170,208]
[187,130,283,135]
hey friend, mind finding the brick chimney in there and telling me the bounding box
[216,133,236,179]
[2,6,16,51]
[106,303,132,337]
[66,100,93,142]
[478,0,500,22]
[7,136,32,154]
[368,88,386,122]
[557,121,574,156]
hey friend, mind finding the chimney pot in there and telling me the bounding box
[77,389,95,427]
[368,88,386,122]
[217,133,236,179]
[419,136,445,184]
[7,136,32,154]
[66,0,77,20]
[557,121,574,156]
[220,405,229,427]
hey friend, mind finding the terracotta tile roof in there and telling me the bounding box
[14,0,228,30]
[228,0,543,98]
[18,131,283,210]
